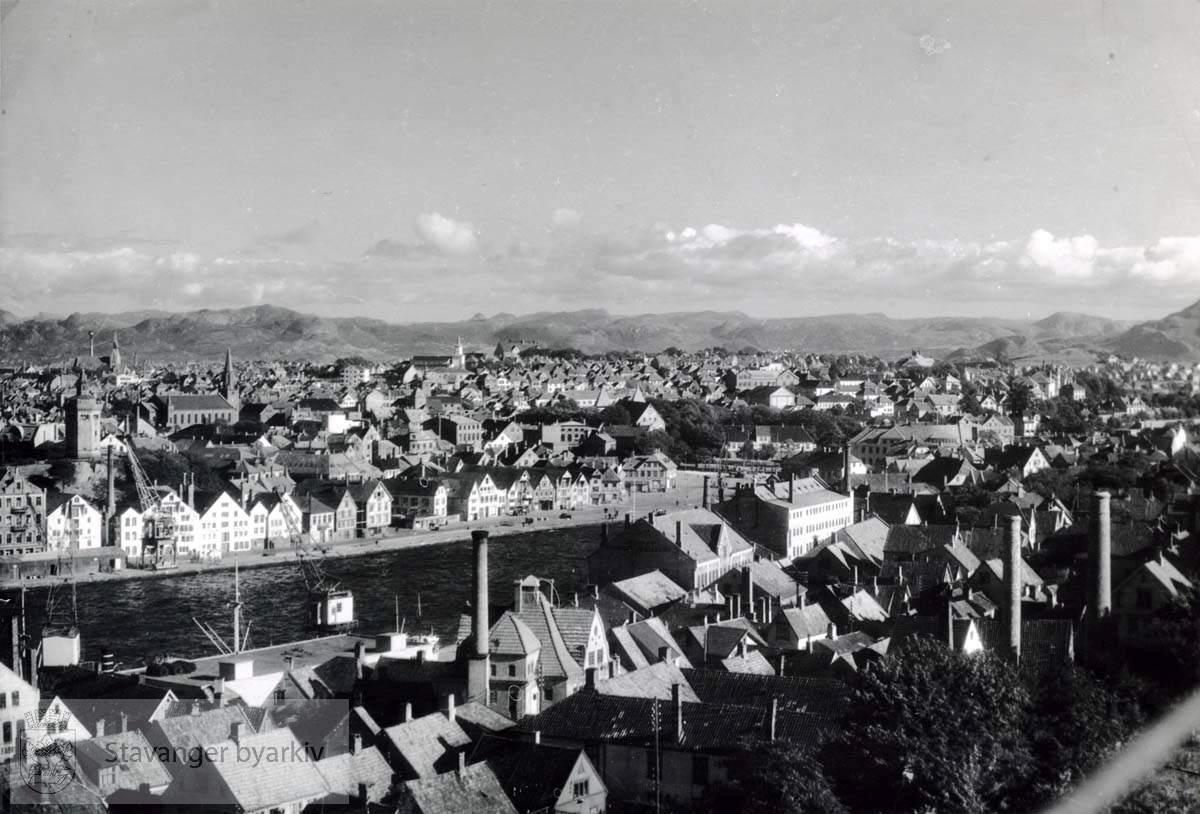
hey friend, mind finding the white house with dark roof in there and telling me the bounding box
[46,493,104,550]
[486,612,543,719]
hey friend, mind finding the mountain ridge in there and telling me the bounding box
[0,301,1194,364]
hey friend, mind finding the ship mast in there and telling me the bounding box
[232,560,242,655]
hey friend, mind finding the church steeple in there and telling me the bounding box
[455,337,466,369]
[110,333,122,373]
[221,349,239,410]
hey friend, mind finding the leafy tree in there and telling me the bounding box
[1021,663,1130,806]
[755,443,777,460]
[701,740,846,814]
[1122,586,1200,703]
[1007,377,1034,416]
[959,385,982,416]
[598,404,632,426]
[823,638,1031,814]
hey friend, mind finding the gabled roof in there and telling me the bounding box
[777,604,832,640]
[596,661,700,702]
[208,727,330,810]
[315,745,394,803]
[609,570,688,614]
[473,736,598,814]
[383,711,472,779]
[151,704,259,753]
[488,612,541,657]
[398,761,518,814]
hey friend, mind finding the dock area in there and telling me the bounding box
[0,472,710,591]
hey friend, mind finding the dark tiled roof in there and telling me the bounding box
[975,618,1074,675]
[884,525,959,557]
[472,736,584,813]
[519,690,836,752]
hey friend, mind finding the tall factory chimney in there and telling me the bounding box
[1004,514,1022,664]
[702,476,709,509]
[1088,491,1112,623]
[467,530,491,703]
[104,445,115,547]
[842,443,852,494]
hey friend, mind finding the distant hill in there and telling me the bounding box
[1031,311,1134,340]
[1107,298,1200,360]
[0,302,1188,364]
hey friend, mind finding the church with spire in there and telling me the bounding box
[221,348,240,412]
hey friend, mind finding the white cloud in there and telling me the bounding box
[2,224,1198,319]
[414,212,478,255]
[1023,230,1100,278]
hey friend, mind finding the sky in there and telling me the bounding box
[2,0,1199,322]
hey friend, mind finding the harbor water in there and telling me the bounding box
[3,525,602,668]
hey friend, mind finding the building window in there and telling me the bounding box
[1136,589,1153,610]
[2,722,10,744]
[572,780,589,798]
[508,664,516,677]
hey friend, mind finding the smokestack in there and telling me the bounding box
[1089,491,1112,623]
[468,530,491,703]
[843,443,852,493]
[105,446,115,546]
[702,476,709,509]
[789,477,794,502]
[624,513,631,528]
[675,520,682,546]
[672,683,683,744]
[1004,514,1022,664]
[742,566,754,612]
[769,698,778,742]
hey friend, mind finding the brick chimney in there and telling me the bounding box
[1088,491,1112,623]
[672,683,683,744]
[1004,514,1022,664]
[467,530,491,704]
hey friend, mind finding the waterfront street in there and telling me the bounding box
[0,471,711,590]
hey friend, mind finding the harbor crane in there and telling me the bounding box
[125,444,179,568]
[278,494,356,631]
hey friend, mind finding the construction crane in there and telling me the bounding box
[278,493,356,631]
[125,444,178,568]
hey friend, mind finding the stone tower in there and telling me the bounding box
[66,368,102,460]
